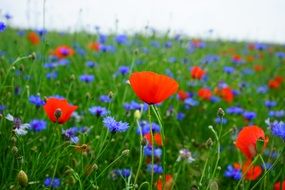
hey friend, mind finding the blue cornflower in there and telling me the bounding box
[30,119,47,132]
[144,146,162,157]
[215,117,228,124]
[242,68,253,75]
[226,107,244,115]
[269,110,285,118]
[123,101,147,112]
[118,66,129,75]
[210,96,221,103]
[112,169,131,179]
[136,121,160,135]
[146,164,163,174]
[168,57,176,63]
[100,95,112,103]
[265,100,277,109]
[0,105,6,114]
[0,22,6,32]
[99,34,107,44]
[86,61,96,68]
[184,98,199,107]
[4,13,12,20]
[29,95,45,107]
[164,41,172,48]
[150,41,160,48]
[256,85,268,94]
[100,45,115,53]
[255,43,267,51]
[270,121,285,140]
[224,66,235,74]
[200,54,220,64]
[44,62,58,69]
[89,106,108,117]
[103,116,129,133]
[62,127,79,143]
[57,59,69,66]
[224,165,242,180]
[44,177,61,188]
[275,52,285,59]
[79,74,95,83]
[37,28,47,36]
[46,72,58,79]
[115,34,128,45]
[243,111,256,121]
[177,112,185,121]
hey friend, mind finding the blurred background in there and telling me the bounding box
[1,0,285,43]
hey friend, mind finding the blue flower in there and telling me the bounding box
[123,101,147,112]
[115,34,128,45]
[30,119,47,132]
[269,110,285,118]
[118,66,129,75]
[164,41,172,48]
[243,111,256,121]
[112,168,131,178]
[224,66,235,74]
[226,107,244,115]
[265,100,277,109]
[44,177,61,188]
[0,105,6,114]
[80,74,95,83]
[184,98,199,107]
[177,112,185,121]
[86,61,96,68]
[103,116,129,133]
[168,57,176,63]
[144,146,162,157]
[200,54,220,64]
[29,95,45,107]
[0,22,6,32]
[46,72,58,79]
[136,121,160,135]
[224,165,242,180]
[270,121,285,140]
[89,106,108,117]
[99,34,107,44]
[146,164,163,174]
[100,95,112,103]
[275,52,285,59]
[215,117,228,124]
[256,85,268,94]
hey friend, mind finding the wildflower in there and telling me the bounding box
[99,95,112,103]
[144,133,162,146]
[52,45,75,59]
[224,164,242,180]
[30,119,47,132]
[103,116,129,133]
[43,97,78,124]
[215,117,227,124]
[111,168,131,179]
[224,66,235,74]
[29,95,45,107]
[268,120,285,140]
[190,66,205,80]
[143,146,162,157]
[256,85,268,94]
[184,98,199,107]
[86,61,96,68]
[177,90,189,101]
[129,71,179,104]
[0,105,6,114]
[88,42,100,51]
[124,101,147,112]
[177,149,195,163]
[146,164,163,174]
[44,177,61,188]
[6,114,30,135]
[176,112,185,121]
[219,87,234,103]
[156,174,173,190]
[226,106,243,115]
[243,111,256,121]
[62,127,81,143]
[274,180,285,190]
[46,72,58,79]
[198,88,212,100]
[0,22,6,32]
[236,126,268,159]
[241,160,262,181]
[115,34,128,44]
[89,106,108,117]
[136,121,160,135]
[79,74,94,83]
[118,66,129,75]
[27,32,40,45]
[17,170,28,187]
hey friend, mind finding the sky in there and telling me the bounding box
[1,0,285,44]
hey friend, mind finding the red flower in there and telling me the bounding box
[198,88,212,100]
[27,32,40,45]
[236,126,268,159]
[144,133,162,146]
[53,45,75,59]
[88,42,100,51]
[242,160,262,181]
[220,87,234,103]
[268,79,281,89]
[191,66,205,80]
[274,180,285,190]
[177,90,189,101]
[253,64,264,72]
[129,71,179,104]
[43,97,78,124]
[156,174,173,190]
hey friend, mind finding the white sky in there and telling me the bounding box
[1,0,285,43]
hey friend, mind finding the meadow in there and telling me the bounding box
[0,26,285,190]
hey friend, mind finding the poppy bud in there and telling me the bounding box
[209,180,219,190]
[217,108,225,117]
[11,146,19,155]
[17,170,28,187]
[108,91,114,99]
[121,149,130,156]
[134,110,141,120]
[54,108,62,120]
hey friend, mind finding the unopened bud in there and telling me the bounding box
[217,108,225,117]
[121,149,130,156]
[29,52,36,60]
[54,108,62,120]
[134,110,141,120]
[108,91,114,98]
[11,146,19,155]
[70,74,76,81]
[17,170,28,187]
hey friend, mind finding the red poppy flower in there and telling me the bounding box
[144,133,162,146]
[191,66,205,80]
[236,126,269,159]
[198,88,212,100]
[242,160,262,181]
[177,90,189,101]
[156,174,173,190]
[43,97,78,124]
[253,64,264,72]
[268,79,281,89]
[129,71,179,104]
[88,42,100,51]
[219,87,234,103]
[27,32,40,45]
[274,180,285,190]
[53,45,75,59]
[232,54,242,62]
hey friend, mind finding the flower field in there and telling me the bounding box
[0,26,285,189]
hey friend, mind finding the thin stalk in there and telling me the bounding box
[134,119,144,186]
[148,106,154,190]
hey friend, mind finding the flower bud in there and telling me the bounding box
[11,146,19,155]
[17,170,28,187]
[121,149,130,156]
[134,110,141,120]
[217,107,225,117]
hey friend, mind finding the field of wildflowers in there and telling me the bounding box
[0,22,285,189]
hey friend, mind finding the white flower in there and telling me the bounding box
[176,148,195,163]
[5,114,30,136]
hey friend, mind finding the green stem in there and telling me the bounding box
[134,119,144,186]
[148,106,154,190]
